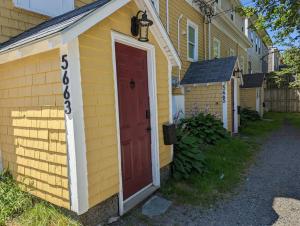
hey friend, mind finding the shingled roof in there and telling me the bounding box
[0,0,111,52]
[181,56,238,85]
[241,73,265,88]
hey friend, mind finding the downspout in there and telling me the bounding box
[177,14,183,81]
[208,22,211,59]
[166,0,169,33]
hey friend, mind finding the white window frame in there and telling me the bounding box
[187,19,199,62]
[213,37,221,58]
[229,48,235,56]
[13,0,74,17]
[150,0,159,13]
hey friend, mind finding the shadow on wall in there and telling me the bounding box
[0,106,70,209]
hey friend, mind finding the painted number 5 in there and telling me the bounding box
[61,54,72,114]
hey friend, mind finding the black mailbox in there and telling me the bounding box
[163,123,177,145]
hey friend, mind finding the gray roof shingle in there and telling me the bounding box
[241,73,265,88]
[181,56,237,85]
[0,0,111,52]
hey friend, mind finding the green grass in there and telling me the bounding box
[285,113,300,128]
[15,203,80,226]
[0,171,32,226]
[0,171,81,226]
[161,112,298,206]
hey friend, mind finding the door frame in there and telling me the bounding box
[233,77,239,133]
[111,31,160,215]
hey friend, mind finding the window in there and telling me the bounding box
[215,0,221,8]
[187,20,198,61]
[150,0,159,12]
[250,31,253,43]
[13,0,74,17]
[258,39,261,54]
[213,38,221,58]
[255,37,258,52]
[229,48,235,56]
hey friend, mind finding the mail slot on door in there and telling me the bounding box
[163,123,177,145]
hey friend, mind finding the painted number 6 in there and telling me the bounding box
[61,54,72,114]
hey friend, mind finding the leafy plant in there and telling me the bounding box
[0,170,32,225]
[179,113,230,145]
[240,108,261,126]
[172,128,205,180]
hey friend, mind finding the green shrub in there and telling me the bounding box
[172,128,205,180]
[179,113,230,145]
[240,108,261,126]
[0,170,32,225]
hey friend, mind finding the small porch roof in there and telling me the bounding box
[241,73,265,88]
[181,56,238,85]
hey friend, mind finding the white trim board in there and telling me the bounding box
[222,82,228,130]
[111,31,161,216]
[233,77,239,133]
[60,39,89,215]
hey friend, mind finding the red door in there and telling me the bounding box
[115,43,152,200]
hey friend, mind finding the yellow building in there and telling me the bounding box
[0,0,181,224]
[156,0,251,132]
[240,73,265,117]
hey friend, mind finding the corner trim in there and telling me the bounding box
[60,39,89,215]
[222,82,228,129]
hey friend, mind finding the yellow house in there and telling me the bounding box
[240,73,265,117]
[155,0,251,132]
[0,0,181,224]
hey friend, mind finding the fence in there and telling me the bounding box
[264,88,300,112]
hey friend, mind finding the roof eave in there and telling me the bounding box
[0,34,62,65]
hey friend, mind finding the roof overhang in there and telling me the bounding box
[0,0,181,68]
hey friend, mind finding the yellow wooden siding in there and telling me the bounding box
[78,1,171,208]
[159,0,205,77]
[75,0,96,7]
[240,88,257,111]
[184,84,223,119]
[0,0,48,43]
[0,50,70,209]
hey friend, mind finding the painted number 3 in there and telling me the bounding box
[61,54,71,114]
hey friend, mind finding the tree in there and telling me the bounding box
[267,47,300,88]
[241,0,300,47]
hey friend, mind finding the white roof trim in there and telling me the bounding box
[0,0,181,68]
[61,0,130,44]
[134,0,181,68]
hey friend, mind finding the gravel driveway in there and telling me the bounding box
[114,123,300,226]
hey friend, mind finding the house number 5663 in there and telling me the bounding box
[61,54,72,114]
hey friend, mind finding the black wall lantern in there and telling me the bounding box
[131,11,153,42]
